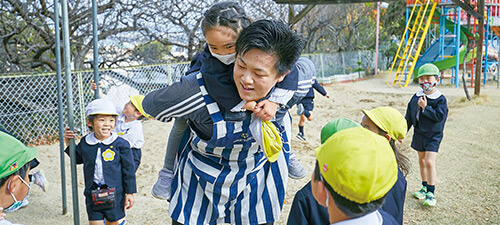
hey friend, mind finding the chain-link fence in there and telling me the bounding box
[0,63,191,145]
[0,51,384,145]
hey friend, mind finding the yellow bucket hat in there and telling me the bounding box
[129,95,149,117]
[315,127,398,204]
[361,107,407,141]
[262,120,283,163]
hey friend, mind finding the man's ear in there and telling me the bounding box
[277,70,290,83]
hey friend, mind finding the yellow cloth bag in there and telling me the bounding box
[261,120,283,163]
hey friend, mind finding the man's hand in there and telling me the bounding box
[125,194,135,210]
[253,100,278,121]
[418,95,427,109]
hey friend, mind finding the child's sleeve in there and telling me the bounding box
[64,143,83,164]
[312,80,328,97]
[120,141,137,194]
[267,88,295,105]
[142,74,205,123]
[421,97,448,122]
[269,66,299,105]
[405,99,413,131]
[122,123,145,149]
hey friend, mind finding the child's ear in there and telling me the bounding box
[135,111,142,118]
[384,133,392,142]
[7,175,20,192]
[86,117,92,127]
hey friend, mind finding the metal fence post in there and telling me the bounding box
[92,0,99,99]
[61,0,80,222]
[53,0,67,215]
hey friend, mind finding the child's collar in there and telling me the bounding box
[85,132,118,145]
[416,89,443,99]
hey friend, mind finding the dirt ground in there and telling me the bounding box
[7,73,500,224]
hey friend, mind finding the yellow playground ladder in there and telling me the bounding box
[387,0,438,87]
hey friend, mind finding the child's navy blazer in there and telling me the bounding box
[65,133,137,195]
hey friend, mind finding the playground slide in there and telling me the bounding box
[414,10,475,76]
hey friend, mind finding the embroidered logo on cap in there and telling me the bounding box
[102,149,115,161]
[9,162,18,171]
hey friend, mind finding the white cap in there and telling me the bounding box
[85,98,119,116]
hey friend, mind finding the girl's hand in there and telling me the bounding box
[242,101,257,111]
[124,194,134,210]
[254,100,278,121]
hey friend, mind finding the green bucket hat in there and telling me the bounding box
[0,131,38,179]
[320,118,361,144]
[416,63,439,78]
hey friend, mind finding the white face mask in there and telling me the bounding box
[4,175,30,212]
[209,48,236,65]
[320,175,329,207]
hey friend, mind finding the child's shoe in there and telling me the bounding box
[32,170,48,192]
[296,103,305,116]
[151,169,174,200]
[412,187,427,199]
[288,156,306,179]
[296,132,307,142]
[423,192,436,206]
[424,192,436,206]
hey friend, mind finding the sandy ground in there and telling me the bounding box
[7,74,500,224]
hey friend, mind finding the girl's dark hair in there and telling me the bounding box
[0,162,30,187]
[313,162,385,218]
[377,128,410,177]
[235,20,304,77]
[201,1,252,35]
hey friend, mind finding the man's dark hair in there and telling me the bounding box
[0,162,30,187]
[201,1,252,35]
[313,161,385,218]
[235,19,304,77]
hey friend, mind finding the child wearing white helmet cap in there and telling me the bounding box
[64,98,136,225]
[91,81,149,173]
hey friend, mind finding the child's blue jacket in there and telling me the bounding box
[405,90,448,137]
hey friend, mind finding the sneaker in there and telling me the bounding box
[288,156,306,179]
[151,169,174,200]
[296,103,305,116]
[32,170,48,192]
[296,133,307,142]
[423,192,436,206]
[412,187,427,200]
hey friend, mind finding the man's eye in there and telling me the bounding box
[226,45,234,49]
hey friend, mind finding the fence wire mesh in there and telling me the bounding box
[0,63,190,145]
[0,51,384,145]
